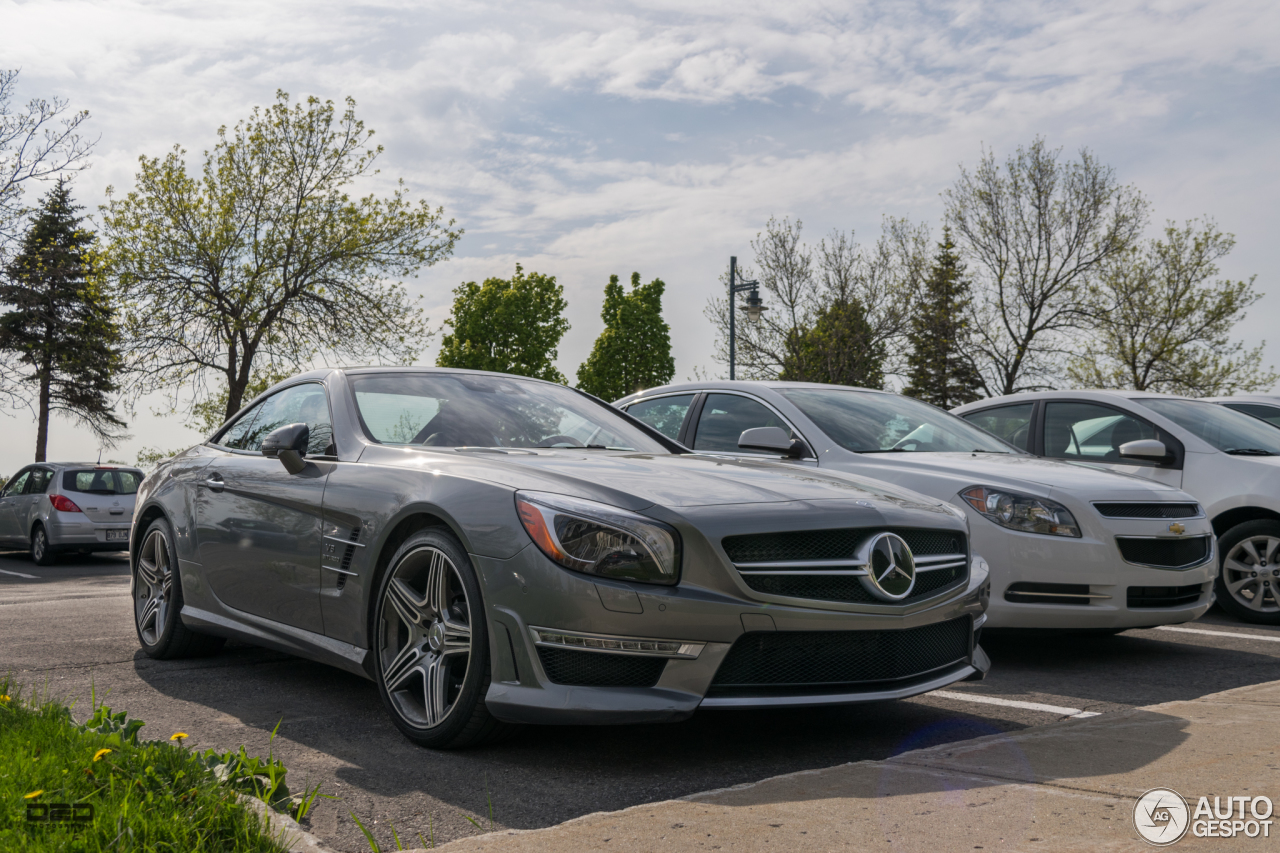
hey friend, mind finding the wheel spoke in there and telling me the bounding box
[387,578,427,628]
[1265,538,1280,565]
[423,656,448,725]
[139,597,159,633]
[137,557,159,587]
[384,643,426,692]
[425,551,447,618]
[1241,540,1262,565]
[1226,557,1255,576]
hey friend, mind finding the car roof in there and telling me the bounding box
[1203,394,1280,405]
[617,379,890,403]
[951,389,1205,412]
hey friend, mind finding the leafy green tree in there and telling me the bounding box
[0,180,125,461]
[576,272,674,400]
[778,296,885,388]
[902,230,984,407]
[102,90,460,422]
[1068,220,1277,396]
[437,264,570,382]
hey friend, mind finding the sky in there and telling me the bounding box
[1,0,1278,474]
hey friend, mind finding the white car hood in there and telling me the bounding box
[849,452,1183,496]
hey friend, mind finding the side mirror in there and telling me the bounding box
[261,423,310,474]
[738,426,811,459]
[1119,439,1167,461]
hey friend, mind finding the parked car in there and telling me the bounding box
[131,368,989,749]
[614,382,1216,632]
[1205,395,1280,429]
[0,463,143,565]
[953,390,1280,625]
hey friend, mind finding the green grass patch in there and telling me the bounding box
[0,677,313,852]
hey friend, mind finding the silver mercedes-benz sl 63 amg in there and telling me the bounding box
[130,368,990,748]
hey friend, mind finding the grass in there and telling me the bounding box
[0,677,315,852]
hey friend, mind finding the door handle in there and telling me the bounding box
[204,475,225,492]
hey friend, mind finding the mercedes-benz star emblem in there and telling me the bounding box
[857,532,917,601]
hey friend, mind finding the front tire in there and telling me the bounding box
[1216,520,1280,625]
[373,528,511,749]
[31,525,57,566]
[133,517,226,658]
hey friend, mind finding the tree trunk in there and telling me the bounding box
[35,360,52,462]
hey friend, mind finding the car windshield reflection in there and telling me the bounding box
[781,388,1016,454]
[351,372,667,452]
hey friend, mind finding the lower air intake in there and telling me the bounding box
[1127,584,1206,609]
[708,616,971,696]
[1117,536,1211,569]
[537,647,667,688]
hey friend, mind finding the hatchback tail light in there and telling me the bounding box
[50,495,82,513]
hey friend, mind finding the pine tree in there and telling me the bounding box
[902,228,984,408]
[0,179,125,460]
[779,296,885,389]
[576,272,675,401]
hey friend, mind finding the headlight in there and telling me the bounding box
[515,491,681,585]
[960,486,1081,538]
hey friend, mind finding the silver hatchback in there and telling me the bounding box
[0,463,143,565]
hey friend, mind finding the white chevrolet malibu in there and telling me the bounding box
[614,382,1216,632]
[954,390,1280,625]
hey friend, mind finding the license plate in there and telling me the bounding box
[105,530,129,542]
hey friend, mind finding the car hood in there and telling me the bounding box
[844,452,1184,496]
[390,447,954,513]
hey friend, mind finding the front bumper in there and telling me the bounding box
[479,545,989,726]
[966,505,1217,629]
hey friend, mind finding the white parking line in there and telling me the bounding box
[1155,625,1280,643]
[0,568,38,579]
[932,690,1101,719]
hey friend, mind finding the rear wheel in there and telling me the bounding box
[133,517,226,658]
[373,528,512,749]
[1215,520,1280,625]
[31,525,57,566]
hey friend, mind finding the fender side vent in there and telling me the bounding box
[337,527,361,590]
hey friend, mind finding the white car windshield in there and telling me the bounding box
[1140,398,1280,455]
[781,389,1016,453]
[351,372,668,452]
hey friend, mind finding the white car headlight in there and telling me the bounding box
[515,491,681,585]
[960,486,1081,538]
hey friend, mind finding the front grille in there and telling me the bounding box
[1117,536,1211,569]
[1128,584,1206,609]
[536,647,666,687]
[725,527,968,605]
[742,564,965,604]
[1005,582,1097,605]
[723,527,964,563]
[708,616,971,696]
[1094,502,1201,519]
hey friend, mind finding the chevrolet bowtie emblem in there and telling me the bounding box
[1168,522,1185,535]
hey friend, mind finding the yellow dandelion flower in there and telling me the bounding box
[0,694,11,704]
[93,748,113,762]
[170,732,188,741]
[24,790,43,799]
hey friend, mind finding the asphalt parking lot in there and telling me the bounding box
[5,550,1280,852]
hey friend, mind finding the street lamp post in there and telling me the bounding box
[728,255,766,380]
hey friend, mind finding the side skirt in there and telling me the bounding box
[181,605,371,680]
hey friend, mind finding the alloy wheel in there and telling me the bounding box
[135,528,173,644]
[378,547,473,728]
[1222,534,1280,614]
[32,529,46,561]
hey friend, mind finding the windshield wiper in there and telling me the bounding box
[1225,448,1276,456]
[861,448,910,453]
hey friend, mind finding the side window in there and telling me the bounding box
[1225,403,1280,429]
[3,469,32,498]
[243,384,334,456]
[961,403,1034,451]
[217,403,266,451]
[624,395,696,441]
[1042,402,1159,464]
[693,393,795,454]
[25,469,53,494]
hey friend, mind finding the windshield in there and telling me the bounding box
[351,372,668,453]
[781,389,1017,453]
[1140,398,1280,454]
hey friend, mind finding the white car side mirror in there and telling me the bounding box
[1119,439,1167,460]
